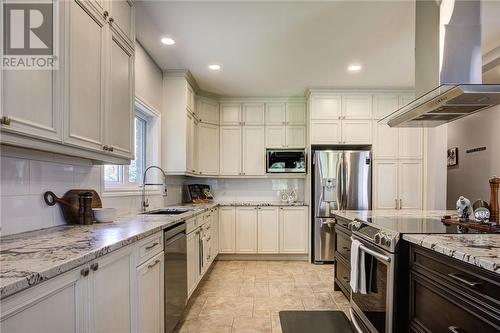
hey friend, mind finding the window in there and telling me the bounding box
[104,100,160,192]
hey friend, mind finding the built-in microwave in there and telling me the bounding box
[266,149,306,173]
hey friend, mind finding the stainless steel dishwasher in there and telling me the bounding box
[164,221,187,333]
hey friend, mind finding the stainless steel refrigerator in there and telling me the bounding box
[313,149,371,263]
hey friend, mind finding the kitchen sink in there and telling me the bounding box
[142,208,190,215]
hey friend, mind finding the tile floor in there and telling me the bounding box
[176,260,351,333]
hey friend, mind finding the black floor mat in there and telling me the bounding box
[279,311,354,333]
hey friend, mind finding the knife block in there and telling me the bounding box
[490,177,500,223]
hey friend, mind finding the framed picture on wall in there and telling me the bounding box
[447,147,458,166]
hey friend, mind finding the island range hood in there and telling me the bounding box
[383,0,500,128]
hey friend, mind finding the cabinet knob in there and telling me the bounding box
[109,146,114,152]
[103,145,109,151]
[81,267,90,277]
[109,17,114,23]
[0,116,11,126]
[90,263,99,271]
[103,10,109,18]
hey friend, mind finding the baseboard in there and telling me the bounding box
[215,253,309,261]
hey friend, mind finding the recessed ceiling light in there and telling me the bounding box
[208,64,221,71]
[348,64,362,72]
[161,37,175,45]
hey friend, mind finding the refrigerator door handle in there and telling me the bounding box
[337,154,343,210]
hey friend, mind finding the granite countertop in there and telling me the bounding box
[334,209,457,221]
[217,201,308,207]
[0,201,307,299]
[403,234,500,274]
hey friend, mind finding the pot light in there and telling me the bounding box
[208,64,221,71]
[161,37,175,45]
[348,64,362,72]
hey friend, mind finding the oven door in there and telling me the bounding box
[350,236,396,333]
[266,149,306,173]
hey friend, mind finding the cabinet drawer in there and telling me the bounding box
[137,233,163,265]
[410,246,500,310]
[410,272,500,333]
[335,226,351,263]
[186,217,198,234]
[334,255,351,296]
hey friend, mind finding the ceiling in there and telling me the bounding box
[136,1,500,97]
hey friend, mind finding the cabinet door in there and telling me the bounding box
[373,123,398,159]
[219,126,242,175]
[236,207,258,253]
[211,208,220,257]
[286,126,306,148]
[186,85,195,114]
[399,161,423,209]
[310,95,341,120]
[106,34,134,159]
[197,123,219,175]
[341,120,372,144]
[310,121,341,144]
[373,161,399,210]
[220,104,241,125]
[399,128,423,159]
[186,113,198,174]
[265,126,286,148]
[342,95,372,119]
[197,98,219,124]
[279,207,308,254]
[187,231,200,296]
[219,207,236,253]
[242,126,265,175]
[258,207,279,253]
[137,252,164,333]
[90,246,134,333]
[372,95,399,120]
[64,0,106,152]
[265,103,286,125]
[286,103,306,125]
[109,0,134,46]
[0,268,82,333]
[243,103,265,125]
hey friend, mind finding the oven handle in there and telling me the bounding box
[351,237,391,263]
[349,308,364,333]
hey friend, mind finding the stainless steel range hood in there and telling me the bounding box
[383,0,500,128]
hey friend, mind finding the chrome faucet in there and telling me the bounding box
[141,166,168,212]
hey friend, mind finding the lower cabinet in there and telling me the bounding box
[211,207,220,258]
[279,207,308,253]
[333,224,352,298]
[219,207,236,253]
[137,252,164,333]
[235,207,258,253]
[257,207,280,253]
[187,229,201,296]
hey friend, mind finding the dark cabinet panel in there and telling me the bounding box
[335,227,352,262]
[335,254,351,297]
[334,224,352,298]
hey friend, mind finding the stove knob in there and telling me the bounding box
[382,234,394,247]
[374,232,382,244]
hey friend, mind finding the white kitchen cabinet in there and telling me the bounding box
[265,103,286,125]
[186,85,195,113]
[197,123,219,175]
[373,123,399,159]
[137,252,164,333]
[286,103,306,125]
[286,126,306,148]
[220,104,242,125]
[186,113,197,174]
[243,103,265,125]
[219,126,242,175]
[399,160,423,209]
[265,126,286,148]
[310,95,342,120]
[108,0,135,47]
[310,120,341,144]
[399,94,414,108]
[187,230,200,296]
[89,245,135,333]
[265,102,306,125]
[279,207,308,254]
[211,207,220,258]
[398,128,423,159]
[105,34,134,159]
[341,120,372,144]
[257,207,280,253]
[373,160,423,210]
[197,98,219,124]
[219,207,236,253]
[373,95,399,119]
[235,207,258,253]
[0,267,82,333]
[342,95,372,119]
[242,126,265,175]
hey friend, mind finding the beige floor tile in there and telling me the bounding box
[269,282,314,297]
[231,317,272,333]
[253,296,304,317]
[239,283,270,296]
[184,295,208,320]
[177,316,234,333]
[199,296,254,318]
[270,314,282,333]
[309,281,334,293]
[301,293,339,310]
[331,291,350,305]
[198,283,242,297]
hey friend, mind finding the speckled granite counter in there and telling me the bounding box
[403,234,500,274]
[0,201,307,299]
[334,209,457,222]
[217,201,307,207]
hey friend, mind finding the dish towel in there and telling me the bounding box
[349,239,367,294]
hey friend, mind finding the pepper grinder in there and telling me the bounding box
[489,176,500,224]
[79,192,94,225]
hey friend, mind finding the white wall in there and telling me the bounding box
[446,105,500,209]
[135,41,163,112]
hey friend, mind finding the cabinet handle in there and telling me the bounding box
[81,267,90,277]
[0,116,11,126]
[103,10,109,18]
[341,276,350,283]
[448,327,468,333]
[342,246,351,252]
[395,199,399,210]
[447,273,482,287]
[109,17,114,23]
[145,242,159,250]
[109,146,114,152]
[147,259,160,269]
[399,199,402,209]
[103,145,109,151]
[90,263,99,271]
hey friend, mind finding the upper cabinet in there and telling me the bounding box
[1,0,135,164]
[220,103,242,125]
[264,102,306,148]
[342,95,372,119]
[265,103,286,125]
[243,103,265,125]
[310,95,342,120]
[373,95,399,120]
[196,98,219,124]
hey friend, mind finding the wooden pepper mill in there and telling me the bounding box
[490,176,500,224]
